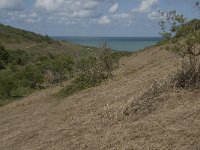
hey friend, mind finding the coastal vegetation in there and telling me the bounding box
[159,9,200,89]
[0,24,130,106]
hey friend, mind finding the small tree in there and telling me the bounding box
[99,41,113,77]
[159,9,200,88]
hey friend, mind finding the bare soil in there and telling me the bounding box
[1,47,200,150]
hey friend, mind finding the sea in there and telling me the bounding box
[52,37,162,52]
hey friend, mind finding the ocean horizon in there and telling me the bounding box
[52,36,162,52]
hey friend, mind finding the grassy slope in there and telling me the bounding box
[0,24,131,106]
[0,24,101,106]
[0,24,99,58]
[0,46,199,149]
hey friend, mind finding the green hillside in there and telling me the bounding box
[0,24,100,58]
[0,24,130,106]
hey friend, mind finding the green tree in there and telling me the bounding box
[159,8,200,88]
[159,10,187,41]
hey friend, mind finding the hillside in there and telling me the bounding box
[0,24,99,57]
[0,24,130,106]
[1,46,200,149]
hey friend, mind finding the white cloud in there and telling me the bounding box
[18,11,41,23]
[0,0,159,27]
[112,13,134,26]
[98,16,111,24]
[132,0,159,13]
[34,0,102,13]
[34,0,112,26]
[109,3,119,14]
[148,11,164,20]
[0,0,23,10]
[0,9,41,24]
[35,0,64,12]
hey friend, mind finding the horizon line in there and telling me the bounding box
[51,36,162,38]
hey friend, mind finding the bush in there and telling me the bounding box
[58,70,107,97]
[99,42,113,77]
[77,56,97,72]
[0,71,17,99]
[0,45,9,64]
[159,10,200,89]
[35,55,75,85]
[0,60,6,70]
[57,42,117,98]
[171,58,200,89]
[9,49,29,65]
[50,55,74,82]
[22,64,43,88]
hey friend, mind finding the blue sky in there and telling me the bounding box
[0,0,199,37]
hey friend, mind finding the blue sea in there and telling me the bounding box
[53,37,162,52]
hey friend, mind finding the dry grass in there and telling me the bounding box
[0,46,200,150]
[170,56,200,89]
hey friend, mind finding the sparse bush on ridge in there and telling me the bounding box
[99,42,113,78]
[0,38,128,104]
[57,42,116,98]
[159,8,200,89]
[170,58,200,89]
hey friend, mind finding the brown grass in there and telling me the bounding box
[0,46,200,150]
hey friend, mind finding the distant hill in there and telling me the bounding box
[0,23,99,58]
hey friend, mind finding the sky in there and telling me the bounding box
[0,0,199,37]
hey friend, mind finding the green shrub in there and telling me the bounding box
[0,60,6,70]
[76,56,97,72]
[159,10,200,89]
[0,45,9,64]
[0,70,17,99]
[50,55,74,82]
[99,42,113,77]
[9,49,29,65]
[22,64,43,88]
[57,53,112,98]
[58,70,107,97]
[36,55,74,84]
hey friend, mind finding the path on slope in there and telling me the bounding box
[1,47,200,150]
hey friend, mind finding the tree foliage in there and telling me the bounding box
[159,5,200,89]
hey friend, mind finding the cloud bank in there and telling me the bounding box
[0,0,162,25]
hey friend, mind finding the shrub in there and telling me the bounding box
[77,56,97,72]
[57,53,112,97]
[171,58,200,89]
[99,42,113,77]
[37,55,74,84]
[44,35,53,44]
[22,64,43,88]
[0,60,6,70]
[159,10,200,89]
[9,49,29,65]
[0,45,9,64]
[50,55,74,82]
[0,71,17,99]
[58,70,107,97]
